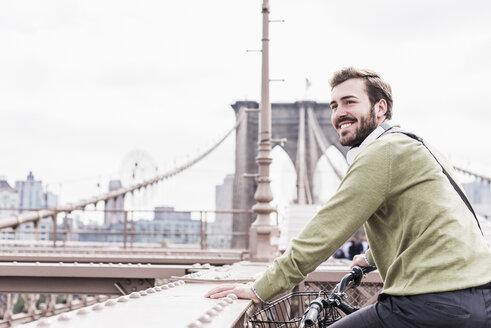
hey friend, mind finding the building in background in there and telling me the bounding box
[104,180,125,225]
[45,191,58,209]
[463,179,491,216]
[209,174,234,248]
[0,178,19,240]
[80,206,200,246]
[12,217,54,242]
[0,178,19,219]
[15,172,57,212]
[15,172,44,212]
[151,207,200,245]
[0,173,58,241]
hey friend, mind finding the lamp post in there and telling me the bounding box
[249,0,278,262]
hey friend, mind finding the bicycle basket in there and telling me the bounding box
[248,291,342,328]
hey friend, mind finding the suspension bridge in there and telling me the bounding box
[1,1,491,327]
[1,93,489,326]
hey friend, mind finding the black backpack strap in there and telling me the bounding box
[378,126,483,235]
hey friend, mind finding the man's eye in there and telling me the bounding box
[331,105,337,110]
[346,100,354,104]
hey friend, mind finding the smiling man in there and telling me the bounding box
[206,67,491,327]
[329,73,391,148]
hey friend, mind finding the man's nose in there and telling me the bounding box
[336,105,348,116]
[332,106,346,123]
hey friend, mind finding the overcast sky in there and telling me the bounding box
[1,0,490,213]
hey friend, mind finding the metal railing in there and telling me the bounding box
[0,207,271,251]
[0,293,111,327]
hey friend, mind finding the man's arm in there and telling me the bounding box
[253,140,390,301]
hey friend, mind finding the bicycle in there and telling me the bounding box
[248,266,377,328]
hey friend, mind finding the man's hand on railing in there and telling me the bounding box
[205,283,260,303]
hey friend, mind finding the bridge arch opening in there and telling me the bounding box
[312,145,348,204]
[270,145,297,223]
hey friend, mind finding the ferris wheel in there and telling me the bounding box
[119,149,159,187]
[119,149,160,212]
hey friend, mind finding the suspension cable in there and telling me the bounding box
[0,112,246,229]
[453,166,491,184]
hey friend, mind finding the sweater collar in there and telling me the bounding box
[346,121,395,165]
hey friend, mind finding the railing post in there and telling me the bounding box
[199,211,205,250]
[3,293,13,322]
[246,211,250,251]
[66,294,73,310]
[130,211,134,248]
[63,212,68,247]
[123,210,128,249]
[52,211,58,248]
[33,220,39,242]
[26,294,37,316]
[203,211,208,250]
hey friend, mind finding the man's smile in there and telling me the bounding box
[340,122,353,130]
[336,117,357,130]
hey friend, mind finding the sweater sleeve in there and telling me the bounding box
[253,140,391,301]
[365,248,375,266]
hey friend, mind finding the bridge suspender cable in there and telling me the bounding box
[453,166,491,184]
[306,107,346,181]
[0,112,246,230]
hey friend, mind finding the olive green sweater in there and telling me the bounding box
[254,132,491,301]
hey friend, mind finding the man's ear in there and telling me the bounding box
[375,99,388,120]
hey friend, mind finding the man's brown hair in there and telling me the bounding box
[329,67,393,120]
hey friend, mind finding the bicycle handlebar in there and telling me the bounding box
[335,297,358,315]
[300,297,324,327]
[338,265,377,293]
[299,266,377,327]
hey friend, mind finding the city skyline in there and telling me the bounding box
[1,0,490,211]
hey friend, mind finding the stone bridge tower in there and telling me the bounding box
[231,100,348,248]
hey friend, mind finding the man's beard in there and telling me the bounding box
[340,107,377,147]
